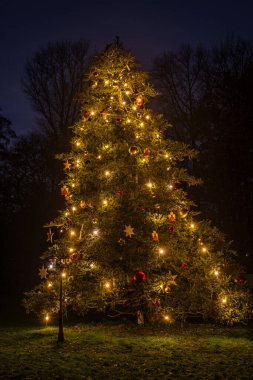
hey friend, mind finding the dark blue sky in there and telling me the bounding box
[1,0,253,134]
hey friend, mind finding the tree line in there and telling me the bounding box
[1,36,252,304]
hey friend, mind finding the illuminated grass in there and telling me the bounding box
[0,323,252,379]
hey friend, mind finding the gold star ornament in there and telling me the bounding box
[124,225,135,238]
[39,266,48,279]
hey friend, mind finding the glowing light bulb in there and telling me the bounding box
[76,141,80,147]
[70,230,75,236]
[97,155,102,159]
[214,270,219,276]
[45,314,49,322]
[202,247,207,253]
[126,119,131,123]
[105,170,110,176]
[103,199,108,205]
[48,263,54,270]
[65,212,69,217]
[147,182,153,188]
[90,263,95,268]
[72,206,76,212]
[104,144,109,149]
[145,115,150,120]
[140,122,144,127]
[90,111,95,116]
[69,248,74,253]
[104,80,109,85]
[93,229,99,236]
[125,91,130,95]
[132,106,137,111]
[164,315,169,321]
[110,96,114,100]
[105,282,110,289]
[47,282,52,288]
[165,154,169,158]
[61,272,66,278]
[122,101,126,105]
[222,298,227,304]
[190,223,195,229]
[159,248,165,255]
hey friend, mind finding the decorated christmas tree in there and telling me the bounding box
[24,41,252,325]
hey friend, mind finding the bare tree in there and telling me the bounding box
[152,44,208,147]
[22,40,91,152]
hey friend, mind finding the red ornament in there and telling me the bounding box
[116,190,124,197]
[152,231,159,242]
[133,271,146,283]
[144,148,150,156]
[237,276,246,285]
[181,262,188,269]
[61,185,70,200]
[140,206,145,213]
[168,212,176,222]
[70,253,78,261]
[170,183,180,191]
[168,225,175,233]
[135,97,144,107]
[93,72,99,77]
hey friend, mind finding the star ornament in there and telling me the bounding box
[39,266,48,279]
[124,225,135,238]
[64,160,72,170]
[47,228,54,243]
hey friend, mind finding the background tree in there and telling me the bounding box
[153,36,253,268]
[22,40,91,152]
[24,42,251,325]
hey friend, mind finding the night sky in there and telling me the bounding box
[1,0,253,135]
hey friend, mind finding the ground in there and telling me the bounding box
[0,322,253,379]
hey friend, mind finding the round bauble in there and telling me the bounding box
[133,271,146,283]
[129,146,140,156]
[135,97,144,106]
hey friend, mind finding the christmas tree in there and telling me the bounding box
[24,41,251,325]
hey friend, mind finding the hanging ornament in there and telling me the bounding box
[137,310,144,325]
[168,225,175,233]
[140,206,145,213]
[236,276,246,285]
[93,72,99,77]
[133,271,146,283]
[61,185,70,200]
[129,146,140,156]
[118,238,126,245]
[46,228,54,243]
[38,266,48,279]
[170,183,180,191]
[64,160,71,170]
[152,231,159,241]
[181,262,188,269]
[144,148,150,156]
[116,118,122,124]
[168,212,176,222]
[135,97,144,106]
[180,209,188,218]
[124,225,135,237]
[70,253,78,261]
[116,190,124,197]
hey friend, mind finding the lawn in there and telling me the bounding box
[0,322,253,379]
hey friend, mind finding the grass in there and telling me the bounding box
[0,322,253,379]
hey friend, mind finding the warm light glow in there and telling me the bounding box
[65,212,69,217]
[190,223,195,229]
[214,270,219,276]
[70,230,75,236]
[105,170,110,176]
[222,297,227,304]
[147,182,153,188]
[47,282,52,288]
[140,122,144,127]
[76,141,80,147]
[104,80,109,85]
[103,199,108,205]
[168,184,174,190]
[72,206,76,212]
[164,315,169,321]
[126,118,131,123]
[90,111,95,116]
[93,229,99,236]
[45,314,49,322]
[165,154,169,158]
[104,144,109,149]
[97,155,102,159]
[69,248,74,253]
[159,248,165,255]
[105,282,110,289]
[61,272,66,278]
[202,247,207,253]
[145,115,150,120]
[132,106,137,110]
[125,91,130,95]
